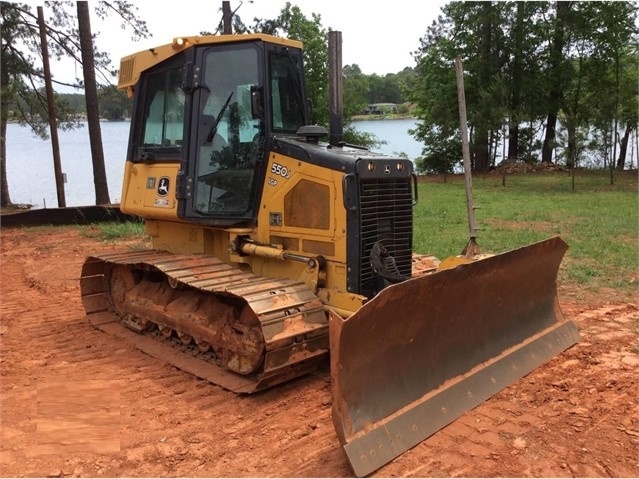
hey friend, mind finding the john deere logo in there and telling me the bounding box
[384,165,391,174]
[157,176,170,196]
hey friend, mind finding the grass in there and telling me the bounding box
[14,221,146,241]
[82,221,146,241]
[78,220,148,243]
[414,170,638,301]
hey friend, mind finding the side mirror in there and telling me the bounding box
[250,85,263,119]
[182,62,195,93]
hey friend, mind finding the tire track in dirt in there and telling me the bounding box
[1,233,346,477]
[1,227,637,478]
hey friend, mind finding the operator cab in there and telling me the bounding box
[130,36,308,226]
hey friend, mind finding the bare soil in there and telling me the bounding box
[1,226,637,477]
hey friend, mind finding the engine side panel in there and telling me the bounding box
[255,151,349,291]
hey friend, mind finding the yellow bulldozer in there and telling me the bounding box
[80,33,580,477]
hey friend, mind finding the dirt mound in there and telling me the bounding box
[490,160,567,174]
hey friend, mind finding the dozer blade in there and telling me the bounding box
[329,236,580,477]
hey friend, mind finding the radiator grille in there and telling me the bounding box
[359,178,413,291]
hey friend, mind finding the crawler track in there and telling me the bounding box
[80,250,329,393]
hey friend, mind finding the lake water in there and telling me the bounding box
[4,118,421,208]
[352,118,422,159]
[5,121,131,208]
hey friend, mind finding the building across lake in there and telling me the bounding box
[360,103,398,115]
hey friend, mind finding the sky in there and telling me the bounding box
[32,0,448,90]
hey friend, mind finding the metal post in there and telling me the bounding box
[455,57,480,257]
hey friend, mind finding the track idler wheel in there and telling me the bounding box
[106,265,151,332]
[107,264,135,314]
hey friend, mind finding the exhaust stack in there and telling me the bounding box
[328,31,344,146]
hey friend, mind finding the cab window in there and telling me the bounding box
[269,52,305,133]
[141,68,185,150]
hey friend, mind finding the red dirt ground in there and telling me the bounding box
[1,226,637,477]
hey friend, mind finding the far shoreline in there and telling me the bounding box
[350,114,417,121]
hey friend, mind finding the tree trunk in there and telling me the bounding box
[38,6,66,207]
[222,1,232,34]
[475,2,492,172]
[567,126,576,168]
[0,93,11,207]
[542,114,558,164]
[1,7,14,207]
[507,1,525,161]
[77,1,111,205]
[565,54,584,169]
[542,1,569,163]
[617,125,631,170]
